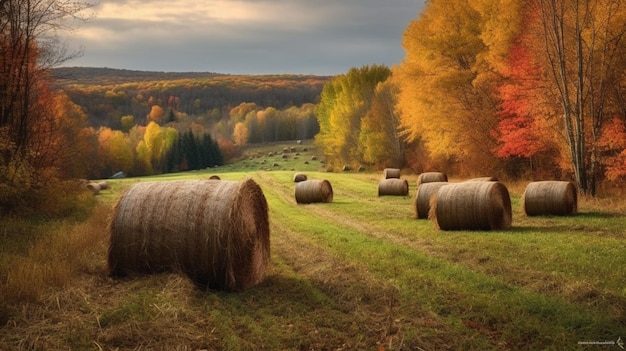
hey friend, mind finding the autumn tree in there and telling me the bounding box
[395,0,517,176]
[530,0,626,194]
[315,65,391,170]
[147,105,165,124]
[232,122,250,146]
[0,0,93,214]
[359,80,405,168]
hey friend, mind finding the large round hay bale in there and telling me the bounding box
[414,182,449,219]
[97,181,110,190]
[378,179,409,196]
[383,168,401,179]
[86,182,101,195]
[430,181,512,231]
[295,179,333,204]
[293,173,307,182]
[417,172,448,186]
[522,181,577,216]
[107,179,270,291]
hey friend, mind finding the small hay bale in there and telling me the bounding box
[98,181,110,190]
[342,165,351,172]
[522,181,577,216]
[417,172,448,186]
[86,182,101,195]
[430,181,512,231]
[209,175,221,180]
[414,182,449,219]
[295,179,333,204]
[293,173,308,182]
[311,156,318,161]
[378,179,409,196]
[108,179,270,291]
[383,168,401,179]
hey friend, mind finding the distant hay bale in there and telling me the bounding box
[414,182,449,219]
[86,182,101,195]
[522,181,577,216]
[383,168,401,179]
[342,165,351,172]
[378,179,409,196]
[311,156,318,161]
[417,172,448,186]
[465,177,498,182]
[293,173,308,182]
[430,181,512,231]
[209,175,221,180]
[98,181,110,190]
[108,179,270,291]
[295,179,333,204]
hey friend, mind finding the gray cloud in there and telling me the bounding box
[61,0,425,75]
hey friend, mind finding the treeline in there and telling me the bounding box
[53,68,329,131]
[315,0,626,195]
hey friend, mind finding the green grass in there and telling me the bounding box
[0,142,625,350]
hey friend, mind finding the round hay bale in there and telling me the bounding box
[378,179,409,196]
[430,181,512,231]
[86,182,101,195]
[522,181,577,216]
[295,179,333,204]
[209,175,221,180]
[293,173,308,182]
[342,165,351,172]
[417,172,448,186]
[97,181,110,190]
[465,177,498,182]
[414,182,449,219]
[107,179,270,291]
[383,168,401,179]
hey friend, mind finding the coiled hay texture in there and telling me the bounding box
[430,181,512,231]
[295,179,333,204]
[522,181,577,216]
[414,182,449,219]
[293,173,308,182]
[378,178,409,196]
[383,168,401,179]
[417,172,448,187]
[108,178,270,292]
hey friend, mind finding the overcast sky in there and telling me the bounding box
[60,0,425,75]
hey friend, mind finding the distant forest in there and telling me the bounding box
[53,67,331,130]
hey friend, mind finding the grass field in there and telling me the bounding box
[1,141,625,350]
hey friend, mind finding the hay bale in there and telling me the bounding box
[417,172,448,186]
[295,179,333,204]
[342,165,351,172]
[430,181,512,231]
[86,182,101,195]
[383,168,401,179]
[378,179,409,196]
[293,173,307,182]
[98,181,110,190]
[414,182,449,219]
[522,181,577,216]
[209,175,221,180]
[107,179,270,291]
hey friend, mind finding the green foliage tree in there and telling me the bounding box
[315,65,391,170]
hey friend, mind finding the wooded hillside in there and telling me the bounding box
[53,67,331,129]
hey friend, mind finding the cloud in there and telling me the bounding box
[62,0,425,74]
